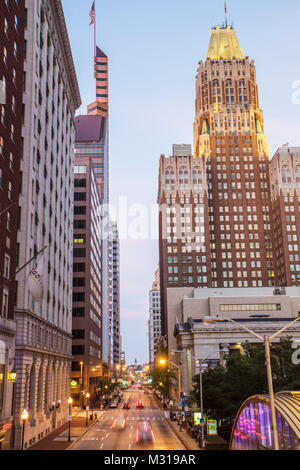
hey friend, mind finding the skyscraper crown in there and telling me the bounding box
[206,26,245,60]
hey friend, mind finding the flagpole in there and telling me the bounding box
[0,244,50,290]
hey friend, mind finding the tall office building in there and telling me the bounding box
[73,39,111,378]
[270,147,300,287]
[71,156,102,405]
[111,222,121,369]
[74,113,110,378]
[13,0,81,449]
[0,0,25,450]
[148,268,161,366]
[158,24,274,337]
[194,25,273,288]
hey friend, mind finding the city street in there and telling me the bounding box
[70,388,186,451]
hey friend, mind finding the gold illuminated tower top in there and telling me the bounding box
[206,26,245,61]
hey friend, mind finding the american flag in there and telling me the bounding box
[90,2,95,25]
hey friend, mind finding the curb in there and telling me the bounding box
[167,419,200,451]
[66,418,100,450]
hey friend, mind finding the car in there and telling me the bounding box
[144,390,149,394]
[109,400,118,408]
[136,400,144,409]
[136,421,155,444]
[112,416,126,431]
[122,401,131,410]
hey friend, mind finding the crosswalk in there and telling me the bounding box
[99,416,167,422]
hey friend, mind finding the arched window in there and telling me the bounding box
[193,168,202,188]
[165,167,173,189]
[28,365,36,421]
[0,341,5,412]
[37,365,43,413]
[225,79,235,108]
[295,166,300,188]
[179,168,185,189]
[212,79,222,105]
[238,79,248,110]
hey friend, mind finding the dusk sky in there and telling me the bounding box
[62,0,300,364]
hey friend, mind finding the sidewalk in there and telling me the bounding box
[29,408,98,451]
[167,419,200,451]
[153,393,200,451]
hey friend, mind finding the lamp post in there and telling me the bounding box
[68,397,73,442]
[171,348,220,450]
[20,409,28,450]
[80,362,84,408]
[85,392,90,427]
[201,314,300,451]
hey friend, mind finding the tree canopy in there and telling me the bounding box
[189,336,300,422]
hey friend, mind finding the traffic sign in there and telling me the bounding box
[207,419,217,435]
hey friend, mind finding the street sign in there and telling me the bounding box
[68,415,72,421]
[193,412,202,426]
[207,419,217,435]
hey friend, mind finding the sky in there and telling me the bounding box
[62,0,300,364]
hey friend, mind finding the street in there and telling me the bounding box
[71,388,186,451]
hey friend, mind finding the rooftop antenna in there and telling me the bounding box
[225,0,228,28]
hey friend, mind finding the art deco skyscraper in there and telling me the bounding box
[194,25,274,290]
[158,24,275,337]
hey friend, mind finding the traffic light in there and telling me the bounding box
[148,378,153,384]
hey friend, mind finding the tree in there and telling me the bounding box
[148,367,177,399]
[189,336,300,423]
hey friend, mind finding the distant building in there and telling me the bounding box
[0,0,25,450]
[148,268,161,366]
[111,222,121,368]
[71,157,103,406]
[270,146,300,287]
[74,44,111,377]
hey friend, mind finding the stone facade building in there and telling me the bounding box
[148,268,161,366]
[0,0,25,450]
[13,0,81,449]
[270,147,300,287]
[168,287,300,394]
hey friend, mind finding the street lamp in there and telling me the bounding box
[171,348,220,450]
[85,392,90,427]
[158,358,181,403]
[21,409,29,450]
[80,362,84,408]
[201,314,300,451]
[68,397,73,442]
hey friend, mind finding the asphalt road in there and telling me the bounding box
[70,387,186,451]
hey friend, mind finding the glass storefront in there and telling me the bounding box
[230,396,300,450]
